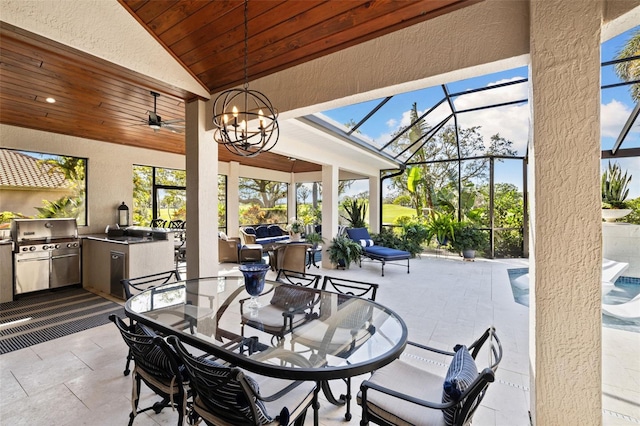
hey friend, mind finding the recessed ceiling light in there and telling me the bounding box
[45,97,56,103]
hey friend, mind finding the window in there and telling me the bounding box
[133,165,226,230]
[0,148,87,227]
[239,178,287,225]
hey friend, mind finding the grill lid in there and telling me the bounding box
[11,218,78,242]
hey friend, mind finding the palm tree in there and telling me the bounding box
[614,29,640,101]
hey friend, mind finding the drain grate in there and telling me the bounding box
[0,288,124,354]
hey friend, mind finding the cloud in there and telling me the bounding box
[601,99,637,138]
[386,118,397,128]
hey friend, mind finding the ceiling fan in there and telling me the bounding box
[138,91,185,133]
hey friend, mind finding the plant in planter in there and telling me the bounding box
[425,212,456,247]
[327,235,362,269]
[602,161,633,222]
[341,198,367,228]
[286,217,304,239]
[304,232,324,249]
[448,222,488,260]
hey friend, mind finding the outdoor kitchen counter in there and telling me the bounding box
[82,235,158,244]
[0,240,13,303]
[81,234,175,299]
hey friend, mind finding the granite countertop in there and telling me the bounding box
[81,234,159,245]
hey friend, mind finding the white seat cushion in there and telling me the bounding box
[358,359,446,426]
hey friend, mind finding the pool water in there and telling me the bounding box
[507,269,640,333]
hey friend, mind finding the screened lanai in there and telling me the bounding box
[297,27,639,259]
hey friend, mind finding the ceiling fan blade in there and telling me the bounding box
[162,118,185,125]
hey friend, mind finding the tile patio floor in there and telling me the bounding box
[1,254,638,425]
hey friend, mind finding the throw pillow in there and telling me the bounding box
[359,239,374,247]
[442,345,478,426]
[219,231,228,241]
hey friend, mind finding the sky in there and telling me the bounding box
[326,26,639,200]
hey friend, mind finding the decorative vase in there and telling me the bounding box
[601,209,632,222]
[290,232,301,241]
[239,263,270,308]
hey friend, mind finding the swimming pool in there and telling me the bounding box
[507,268,640,333]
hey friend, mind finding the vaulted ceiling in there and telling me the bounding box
[0,0,480,173]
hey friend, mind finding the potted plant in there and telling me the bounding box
[449,223,488,260]
[341,198,367,228]
[286,217,304,240]
[304,232,324,249]
[601,161,633,222]
[327,235,362,269]
[426,212,456,247]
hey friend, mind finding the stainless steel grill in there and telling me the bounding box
[11,218,81,295]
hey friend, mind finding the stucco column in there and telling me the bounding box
[321,165,339,269]
[368,175,380,232]
[288,172,297,222]
[528,1,602,424]
[185,99,218,279]
[227,161,240,237]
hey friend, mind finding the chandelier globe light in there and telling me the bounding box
[212,0,279,157]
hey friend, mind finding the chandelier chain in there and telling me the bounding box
[243,0,248,90]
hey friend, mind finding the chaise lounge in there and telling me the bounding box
[346,227,410,277]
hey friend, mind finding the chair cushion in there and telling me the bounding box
[346,227,371,241]
[244,227,256,235]
[364,245,411,260]
[442,345,478,425]
[267,225,283,237]
[357,358,445,426]
[256,226,269,238]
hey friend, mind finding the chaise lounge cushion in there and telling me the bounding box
[364,245,410,261]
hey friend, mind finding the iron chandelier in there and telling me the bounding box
[212,0,279,157]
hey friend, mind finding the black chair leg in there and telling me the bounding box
[123,348,132,376]
[344,377,352,420]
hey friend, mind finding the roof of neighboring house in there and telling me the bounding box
[0,149,67,189]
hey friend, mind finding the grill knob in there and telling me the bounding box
[67,243,73,248]
[55,244,60,249]
[29,246,36,251]
[43,245,49,250]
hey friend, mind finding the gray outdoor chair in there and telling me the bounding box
[358,327,503,426]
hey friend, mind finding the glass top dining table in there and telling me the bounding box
[125,276,408,382]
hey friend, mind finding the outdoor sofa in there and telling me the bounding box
[239,225,290,246]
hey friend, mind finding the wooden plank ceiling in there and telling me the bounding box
[1,0,479,173]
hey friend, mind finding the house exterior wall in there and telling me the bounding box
[0,187,71,219]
